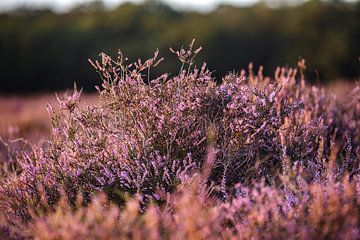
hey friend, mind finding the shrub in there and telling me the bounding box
[0,41,359,239]
[27,175,360,240]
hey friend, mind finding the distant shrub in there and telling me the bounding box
[0,41,359,239]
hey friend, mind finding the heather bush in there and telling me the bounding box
[26,174,360,240]
[0,41,359,239]
[0,138,31,180]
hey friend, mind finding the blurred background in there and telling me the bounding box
[0,0,359,94]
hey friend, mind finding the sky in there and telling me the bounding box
[0,0,358,12]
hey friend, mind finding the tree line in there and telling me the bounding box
[0,0,359,93]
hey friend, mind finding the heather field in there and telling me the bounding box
[0,94,97,142]
[0,42,360,240]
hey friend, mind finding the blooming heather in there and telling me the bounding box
[0,41,359,239]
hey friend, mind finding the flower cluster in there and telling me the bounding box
[0,41,359,239]
[26,175,360,240]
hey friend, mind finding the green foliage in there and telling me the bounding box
[0,0,359,93]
